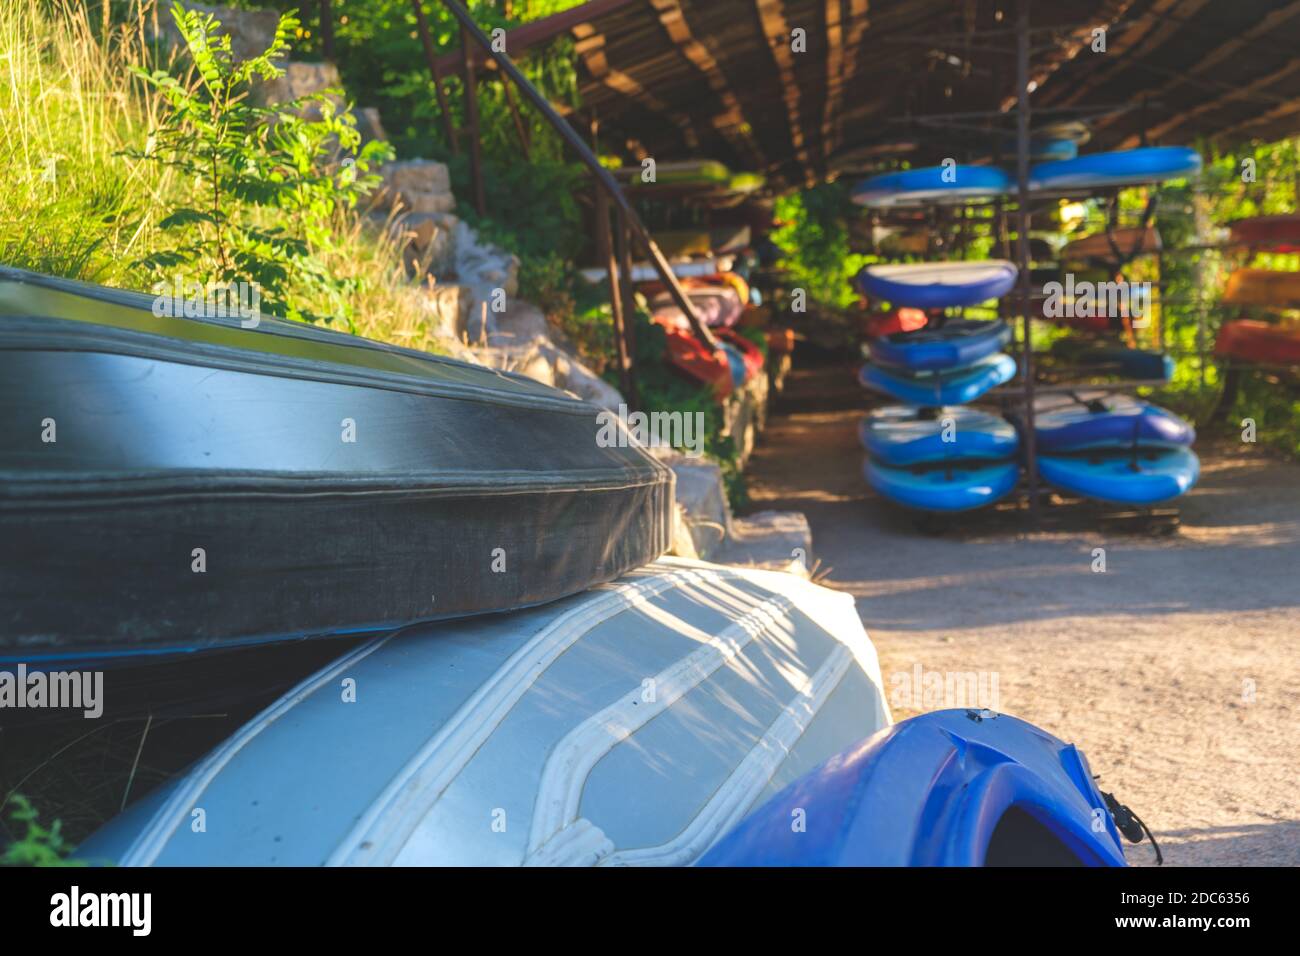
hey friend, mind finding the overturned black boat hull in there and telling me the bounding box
[0,268,672,665]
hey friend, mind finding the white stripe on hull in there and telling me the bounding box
[526,592,798,856]
[117,635,394,866]
[598,644,854,867]
[329,565,752,866]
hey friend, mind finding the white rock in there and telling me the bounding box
[381,159,452,197]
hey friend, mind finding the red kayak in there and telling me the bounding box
[662,326,733,398]
[1229,214,1300,253]
[861,307,928,339]
[1215,319,1300,366]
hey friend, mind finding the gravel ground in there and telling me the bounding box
[743,364,1300,866]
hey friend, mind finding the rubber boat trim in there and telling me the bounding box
[326,565,745,866]
[525,592,799,858]
[0,313,588,415]
[0,467,670,506]
[599,644,854,866]
[111,634,395,867]
[0,268,566,406]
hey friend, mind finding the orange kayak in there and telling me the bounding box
[1215,319,1300,365]
[1223,269,1300,309]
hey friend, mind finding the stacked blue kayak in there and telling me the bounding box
[856,307,1021,511]
[859,406,1020,512]
[851,148,1202,208]
[1026,392,1199,505]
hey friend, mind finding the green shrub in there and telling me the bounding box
[128,3,393,326]
[1,795,85,868]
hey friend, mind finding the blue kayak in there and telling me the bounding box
[1033,393,1195,452]
[851,165,1012,208]
[1076,347,1175,381]
[868,318,1012,371]
[864,457,1019,512]
[699,709,1128,866]
[1038,447,1200,504]
[857,260,1019,309]
[859,352,1017,405]
[1029,146,1202,193]
[858,406,1019,467]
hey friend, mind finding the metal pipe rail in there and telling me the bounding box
[435,0,718,350]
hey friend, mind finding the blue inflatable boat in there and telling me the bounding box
[857,261,1019,310]
[859,353,1017,406]
[1038,447,1200,505]
[858,406,1019,467]
[864,457,1020,512]
[1032,393,1195,453]
[1029,146,1202,193]
[851,165,1012,208]
[700,709,1129,866]
[867,318,1012,372]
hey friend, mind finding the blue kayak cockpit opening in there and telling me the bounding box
[985,806,1088,867]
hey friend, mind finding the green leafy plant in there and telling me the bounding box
[128,3,392,325]
[1,794,85,867]
[772,182,871,310]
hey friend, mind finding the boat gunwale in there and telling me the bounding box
[0,311,604,416]
[0,267,594,414]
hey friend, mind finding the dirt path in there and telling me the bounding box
[744,362,1300,866]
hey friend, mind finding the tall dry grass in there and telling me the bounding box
[0,0,173,282]
[0,0,446,353]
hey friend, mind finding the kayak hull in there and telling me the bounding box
[852,165,1012,208]
[1038,448,1200,504]
[858,406,1019,467]
[1029,146,1201,192]
[699,709,1127,867]
[858,353,1017,405]
[1222,268,1300,310]
[1032,394,1195,452]
[1229,214,1300,252]
[864,458,1020,512]
[1215,319,1300,365]
[857,261,1019,310]
[867,319,1012,371]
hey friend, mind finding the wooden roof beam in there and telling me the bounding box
[647,0,767,168]
[1211,100,1300,147]
[755,0,817,187]
[1040,0,1211,109]
[1106,0,1300,144]
[571,22,700,150]
[822,0,870,164]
